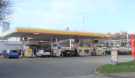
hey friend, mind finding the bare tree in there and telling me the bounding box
[0,0,10,21]
[0,0,11,32]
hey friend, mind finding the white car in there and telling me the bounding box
[117,47,131,55]
[36,50,51,57]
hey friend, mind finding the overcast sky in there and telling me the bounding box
[9,0,135,33]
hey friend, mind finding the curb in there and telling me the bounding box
[95,66,110,78]
[95,68,135,78]
[95,66,118,78]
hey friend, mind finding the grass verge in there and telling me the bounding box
[96,61,135,74]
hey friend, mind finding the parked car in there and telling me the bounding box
[36,49,51,57]
[3,50,20,58]
[117,47,131,55]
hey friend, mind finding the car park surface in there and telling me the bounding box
[0,55,132,78]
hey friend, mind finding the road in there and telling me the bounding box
[0,56,132,78]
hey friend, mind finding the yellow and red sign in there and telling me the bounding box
[130,34,135,59]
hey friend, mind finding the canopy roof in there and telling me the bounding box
[3,28,110,41]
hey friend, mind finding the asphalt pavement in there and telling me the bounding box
[0,55,132,78]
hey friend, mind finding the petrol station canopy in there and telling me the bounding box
[2,28,110,41]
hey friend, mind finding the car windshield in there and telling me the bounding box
[11,50,17,52]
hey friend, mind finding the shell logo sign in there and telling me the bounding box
[130,34,135,59]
